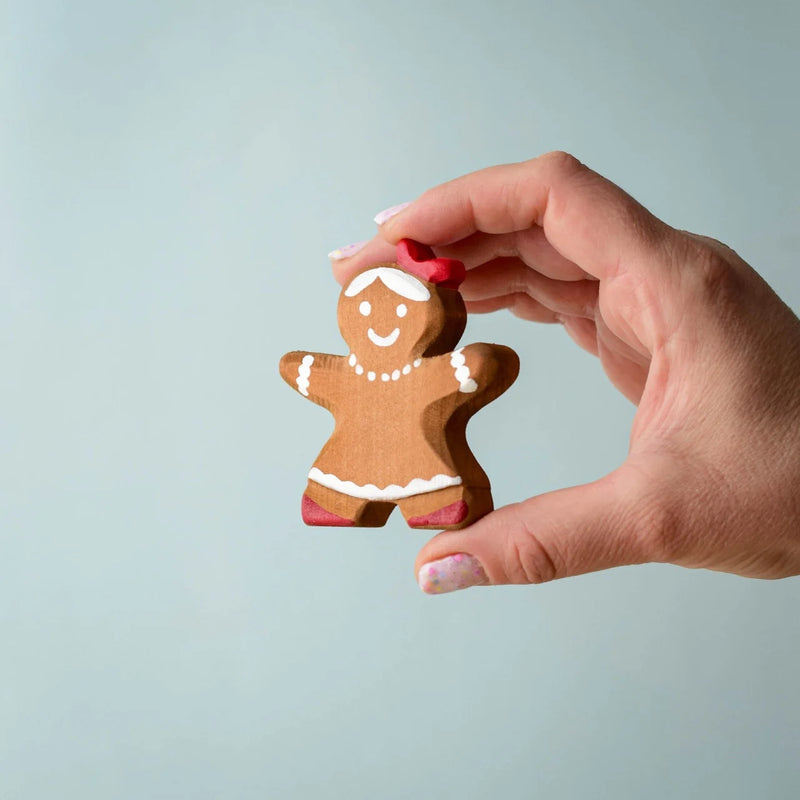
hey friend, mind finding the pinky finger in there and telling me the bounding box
[466,293,560,323]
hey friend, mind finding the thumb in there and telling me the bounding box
[415,469,662,593]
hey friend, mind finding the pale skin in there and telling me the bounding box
[331,152,800,589]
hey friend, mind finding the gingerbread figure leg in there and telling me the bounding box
[397,485,493,530]
[303,481,395,527]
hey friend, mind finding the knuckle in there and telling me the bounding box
[618,465,687,565]
[680,231,743,262]
[501,503,561,584]
[697,251,736,300]
[674,234,742,310]
[537,150,584,176]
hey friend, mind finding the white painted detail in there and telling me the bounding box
[309,468,462,501]
[413,358,422,368]
[297,354,314,396]
[450,348,478,393]
[344,267,431,302]
[350,352,421,384]
[396,303,407,318]
[368,327,400,347]
[359,300,371,316]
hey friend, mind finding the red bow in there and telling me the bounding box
[396,239,466,289]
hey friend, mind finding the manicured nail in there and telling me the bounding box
[374,201,411,226]
[418,554,488,594]
[328,240,368,261]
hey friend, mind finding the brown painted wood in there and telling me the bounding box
[279,240,519,529]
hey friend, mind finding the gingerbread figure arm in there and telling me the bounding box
[432,343,520,406]
[279,351,346,410]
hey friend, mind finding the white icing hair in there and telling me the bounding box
[344,267,430,302]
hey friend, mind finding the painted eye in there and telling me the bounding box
[359,301,371,316]
[396,303,408,318]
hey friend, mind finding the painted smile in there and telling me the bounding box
[368,327,400,347]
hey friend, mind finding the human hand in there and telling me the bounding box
[330,152,800,592]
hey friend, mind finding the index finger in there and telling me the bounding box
[380,151,674,281]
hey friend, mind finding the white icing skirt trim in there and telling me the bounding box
[308,468,462,501]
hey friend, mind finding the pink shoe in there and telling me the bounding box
[302,495,354,527]
[408,500,468,528]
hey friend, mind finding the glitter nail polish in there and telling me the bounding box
[328,240,369,261]
[374,202,412,226]
[418,553,489,594]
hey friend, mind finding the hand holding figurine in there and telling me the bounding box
[332,152,800,593]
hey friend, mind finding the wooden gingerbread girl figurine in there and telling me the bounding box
[279,239,519,529]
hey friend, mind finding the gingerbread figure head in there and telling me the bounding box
[337,240,468,377]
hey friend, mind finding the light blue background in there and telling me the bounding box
[2,1,799,798]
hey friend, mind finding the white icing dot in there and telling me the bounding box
[359,301,371,316]
[450,348,478,393]
[396,303,407,318]
[349,355,421,383]
[297,354,314,397]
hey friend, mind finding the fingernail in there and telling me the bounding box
[328,240,369,261]
[418,554,489,594]
[374,201,412,226]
